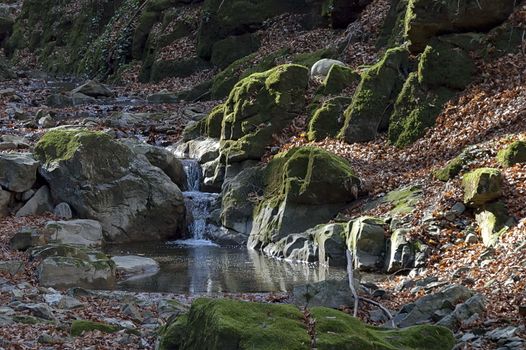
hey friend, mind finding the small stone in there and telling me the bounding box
[465,233,479,244]
[23,303,56,321]
[53,202,73,219]
[38,115,55,128]
[15,186,53,217]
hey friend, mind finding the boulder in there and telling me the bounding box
[405,0,516,53]
[37,249,116,289]
[210,33,261,69]
[248,147,361,251]
[171,138,220,164]
[220,166,264,239]
[0,153,39,192]
[394,284,474,328]
[347,217,386,271]
[462,168,502,207]
[319,64,360,95]
[497,140,526,167]
[34,129,186,243]
[45,219,103,247]
[310,59,346,79]
[385,228,415,273]
[436,294,485,331]
[53,202,73,219]
[110,255,160,276]
[123,140,186,189]
[292,279,357,309]
[158,298,456,350]
[15,186,53,217]
[475,202,514,247]
[340,47,410,143]
[308,97,352,141]
[71,80,114,98]
[9,227,44,251]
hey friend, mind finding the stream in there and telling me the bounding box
[105,158,348,293]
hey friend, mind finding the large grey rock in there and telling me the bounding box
[53,202,73,219]
[347,217,386,271]
[436,294,485,331]
[171,138,220,164]
[394,284,474,328]
[34,130,186,243]
[38,254,115,289]
[15,186,53,217]
[220,166,263,238]
[123,140,186,189]
[0,153,39,192]
[45,219,103,247]
[110,256,159,276]
[71,80,113,98]
[385,228,415,273]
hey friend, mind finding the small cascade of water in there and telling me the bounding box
[182,159,201,192]
[173,159,219,247]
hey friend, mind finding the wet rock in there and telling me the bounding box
[15,185,53,217]
[54,202,73,219]
[111,256,159,276]
[171,138,220,164]
[71,80,114,98]
[34,129,186,243]
[0,152,39,192]
[45,219,103,247]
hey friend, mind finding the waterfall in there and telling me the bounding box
[173,159,219,246]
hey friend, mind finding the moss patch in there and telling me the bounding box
[462,168,503,207]
[497,140,526,167]
[308,97,352,141]
[319,65,360,96]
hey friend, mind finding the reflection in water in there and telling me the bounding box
[104,242,347,294]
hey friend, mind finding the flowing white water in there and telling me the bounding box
[172,159,219,247]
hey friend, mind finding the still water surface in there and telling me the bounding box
[104,241,347,294]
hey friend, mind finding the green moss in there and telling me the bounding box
[313,307,455,350]
[497,141,526,167]
[158,314,189,350]
[339,46,411,143]
[308,97,352,141]
[34,130,112,164]
[418,40,475,90]
[476,201,512,247]
[319,65,360,96]
[388,72,455,147]
[462,168,503,207]
[377,0,409,48]
[71,320,119,336]
[434,151,471,181]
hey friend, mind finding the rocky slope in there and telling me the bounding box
[0,0,525,349]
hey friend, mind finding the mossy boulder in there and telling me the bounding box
[475,201,513,247]
[158,298,456,350]
[71,320,119,336]
[34,129,186,243]
[434,150,473,181]
[363,185,423,216]
[339,46,410,143]
[497,141,526,167]
[462,168,502,207]
[319,64,360,96]
[308,97,352,141]
[219,64,309,167]
[211,33,261,69]
[147,57,211,83]
[248,146,361,250]
[377,0,409,48]
[405,0,516,53]
[388,72,454,147]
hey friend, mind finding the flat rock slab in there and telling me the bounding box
[45,219,103,247]
[111,256,160,276]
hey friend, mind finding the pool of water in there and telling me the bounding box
[104,241,348,294]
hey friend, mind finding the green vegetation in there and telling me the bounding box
[497,141,526,167]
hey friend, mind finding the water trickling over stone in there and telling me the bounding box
[182,159,201,192]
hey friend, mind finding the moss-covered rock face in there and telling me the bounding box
[34,129,186,243]
[248,146,361,250]
[219,64,309,166]
[476,202,513,247]
[339,47,410,143]
[319,65,360,96]
[377,0,409,48]
[211,33,261,69]
[434,151,472,181]
[158,298,456,350]
[497,141,526,167]
[388,40,475,147]
[405,0,516,53]
[462,168,503,207]
[308,97,352,141]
